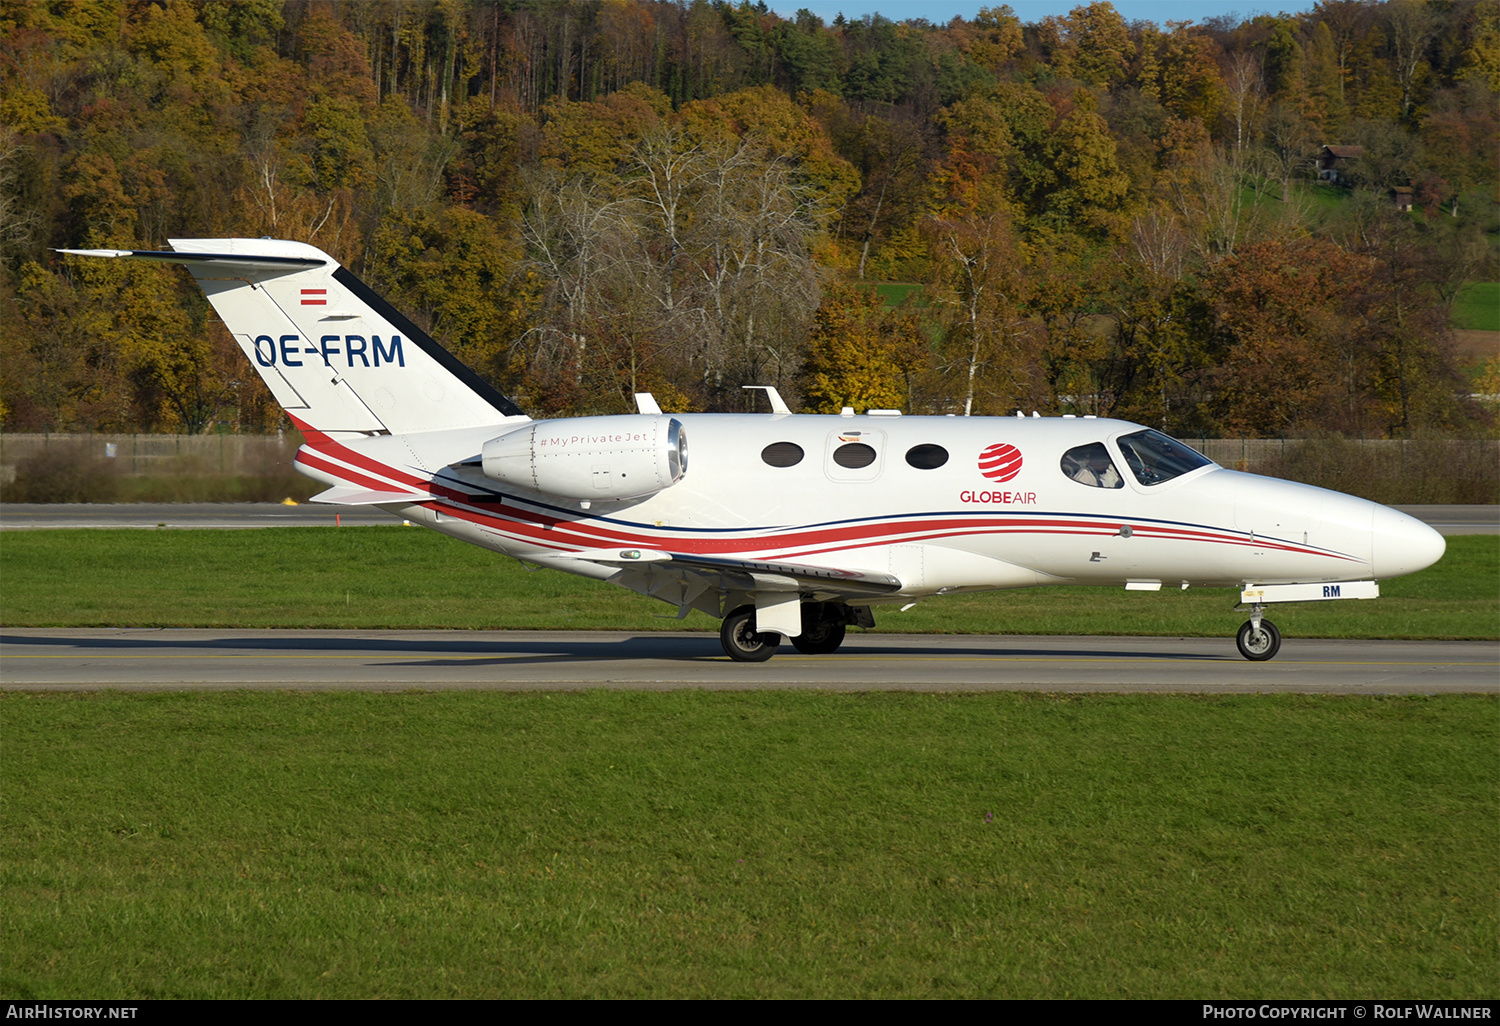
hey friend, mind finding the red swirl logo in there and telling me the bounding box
[978,443,1023,482]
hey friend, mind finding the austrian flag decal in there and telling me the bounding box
[978,443,1023,482]
[300,288,327,306]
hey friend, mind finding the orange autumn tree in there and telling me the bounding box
[1202,238,1369,435]
[801,284,926,414]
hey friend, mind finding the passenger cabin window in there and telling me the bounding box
[1116,429,1214,486]
[1061,443,1123,488]
[905,444,949,469]
[761,441,804,468]
[832,442,877,469]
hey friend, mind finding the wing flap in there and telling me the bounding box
[554,549,902,597]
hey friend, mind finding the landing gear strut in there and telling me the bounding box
[1236,604,1281,661]
[719,605,779,662]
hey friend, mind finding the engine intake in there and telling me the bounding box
[481,415,688,500]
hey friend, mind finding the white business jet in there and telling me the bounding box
[61,239,1446,661]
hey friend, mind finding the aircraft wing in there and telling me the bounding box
[553,548,904,597]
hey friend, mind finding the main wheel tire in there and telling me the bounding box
[1236,618,1282,661]
[720,605,779,662]
[791,618,846,655]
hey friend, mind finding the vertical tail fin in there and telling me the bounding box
[59,238,526,436]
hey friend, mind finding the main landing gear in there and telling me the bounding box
[791,602,847,655]
[718,602,867,662]
[1235,604,1281,661]
[719,605,779,662]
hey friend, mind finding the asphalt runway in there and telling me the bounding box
[2,628,1494,693]
[1,502,1496,533]
[0,502,394,528]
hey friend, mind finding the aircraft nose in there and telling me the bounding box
[1370,505,1446,578]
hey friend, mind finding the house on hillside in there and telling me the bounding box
[1390,186,1414,212]
[1319,144,1363,184]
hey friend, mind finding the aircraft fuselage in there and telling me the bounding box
[292,412,1442,604]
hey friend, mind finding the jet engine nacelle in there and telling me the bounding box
[481,415,688,500]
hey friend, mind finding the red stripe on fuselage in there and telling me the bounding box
[283,416,1359,565]
[417,496,1358,565]
[290,416,431,490]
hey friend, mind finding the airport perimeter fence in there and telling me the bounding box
[0,432,311,503]
[0,432,299,478]
[0,432,1496,505]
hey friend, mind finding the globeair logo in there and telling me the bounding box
[963,443,1034,504]
[978,443,1023,482]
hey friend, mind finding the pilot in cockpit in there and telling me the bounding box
[1063,443,1123,488]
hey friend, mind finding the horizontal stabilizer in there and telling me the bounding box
[56,248,324,272]
[309,486,425,506]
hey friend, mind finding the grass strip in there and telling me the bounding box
[1,529,1495,639]
[1454,282,1500,332]
[2,690,1494,999]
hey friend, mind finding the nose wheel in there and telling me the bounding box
[1236,617,1281,661]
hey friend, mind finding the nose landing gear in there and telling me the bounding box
[1235,603,1281,661]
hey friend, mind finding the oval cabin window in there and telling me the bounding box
[905,444,949,469]
[761,441,804,467]
[832,442,877,469]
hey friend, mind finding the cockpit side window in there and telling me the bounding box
[1116,429,1214,486]
[1060,442,1123,488]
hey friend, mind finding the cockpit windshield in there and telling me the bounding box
[1115,429,1215,486]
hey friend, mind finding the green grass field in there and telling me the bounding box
[3,528,1495,997]
[869,281,924,307]
[1454,282,1500,332]
[1302,180,1351,216]
[2,690,1494,998]
[1,528,1494,639]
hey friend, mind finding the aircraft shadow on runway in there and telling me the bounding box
[0,631,1229,665]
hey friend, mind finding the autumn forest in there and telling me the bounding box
[2,0,1497,440]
